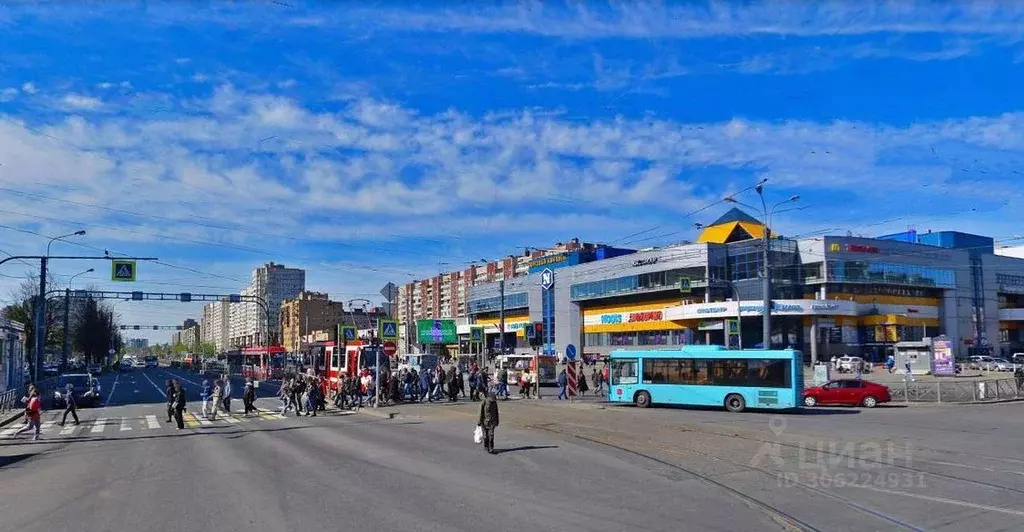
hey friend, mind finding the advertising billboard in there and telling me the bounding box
[528,251,582,274]
[417,319,457,344]
[931,336,956,376]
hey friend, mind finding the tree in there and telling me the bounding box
[1,274,64,361]
[197,342,217,357]
[72,297,121,364]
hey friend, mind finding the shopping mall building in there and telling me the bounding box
[466,208,1024,365]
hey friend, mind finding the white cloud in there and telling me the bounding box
[61,93,103,110]
[0,87,1021,267]
[351,2,1024,40]
[20,82,37,94]
[175,57,191,64]
[191,72,209,83]
[0,87,17,102]
[277,79,298,89]
[96,82,114,89]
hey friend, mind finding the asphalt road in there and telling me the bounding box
[0,367,783,532]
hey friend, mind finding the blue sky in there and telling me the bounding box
[1,1,1023,342]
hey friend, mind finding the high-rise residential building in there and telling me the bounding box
[229,262,305,347]
[172,319,200,349]
[279,291,347,353]
[201,301,231,352]
[127,338,148,350]
[394,238,631,352]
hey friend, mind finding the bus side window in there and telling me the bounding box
[611,359,638,385]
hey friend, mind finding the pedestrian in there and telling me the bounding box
[468,368,479,401]
[305,377,318,417]
[478,389,500,455]
[476,369,489,399]
[904,360,916,383]
[497,367,509,399]
[447,365,460,402]
[593,367,603,395]
[419,368,431,402]
[601,362,610,389]
[200,379,211,418]
[58,383,80,426]
[164,378,175,423]
[243,378,257,416]
[172,380,186,430]
[520,370,532,399]
[221,374,233,413]
[578,370,589,396]
[1015,366,1024,391]
[14,388,43,440]
[210,379,222,421]
[278,379,292,415]
[886,354,896,374]
[291,376,305,415]
[557,368,568,400]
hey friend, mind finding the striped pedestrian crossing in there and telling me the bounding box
[2,410,292,441]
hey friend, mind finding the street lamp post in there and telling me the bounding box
[62,267,94,371]
[723,185,798,350]
[33,230,86,381]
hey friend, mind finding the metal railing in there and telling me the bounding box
[888,378,1024,403]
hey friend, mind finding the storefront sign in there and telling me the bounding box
[997,273,1024,294]
[632,257,659,267]
[846,244,879,253]
[665,299,859,320]
[600,314,623,324]
[628,311,663,322]
[697,306,730,314]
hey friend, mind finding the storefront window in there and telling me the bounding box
[638,331,669,345]
[828,261,954,288]
[467,292,528,314]
[610,332,636,346]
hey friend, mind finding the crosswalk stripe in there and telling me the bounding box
[196,414,213,426]
[1,424,22,437]
[183,412,200,428]
[146,415,160,429]
[119,417,132,431]
[220,414,241,424]
[91,417,107,433]
[59,424,78,436]
[40,421,56,432]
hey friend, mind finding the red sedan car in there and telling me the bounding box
[802,380,891,408]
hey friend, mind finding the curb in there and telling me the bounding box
[354,407,398,420]
[0,411,23,428]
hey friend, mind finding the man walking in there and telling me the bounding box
[58,383,80,426]
[221,374,233,413]
[200,379,211,418]
[557,368,568,400]
[243,378,257,416]
[496,367,509,399]
[172,380,187,430]
[164,378,175,423]
[478,390,500,455]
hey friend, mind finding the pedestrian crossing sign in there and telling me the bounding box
[111,260,136,282]
[379,319,398,340]
[338,325,357,343]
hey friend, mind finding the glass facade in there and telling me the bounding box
[571,267,704,301]
[467,292,528,314]
[827,261,955,288]
[585,329,688,347]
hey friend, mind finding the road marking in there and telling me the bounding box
[59,424,78,436]
[196,413,212,426]
[40,421,56,433]
[0,424,22,437]
[119,417,132,431]
[105,373,120,406]
[141,371,166,398]
[91,417,107,433]
[844,484,1024,517]
[145,415,160,429]
[183,412,200,429]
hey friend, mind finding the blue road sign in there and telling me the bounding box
[380,320,398,339]
[565,344,577,361]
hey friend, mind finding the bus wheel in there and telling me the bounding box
[724,394,746,413]
[635,391,651,408]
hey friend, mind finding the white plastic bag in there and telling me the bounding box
[473,425,483,444]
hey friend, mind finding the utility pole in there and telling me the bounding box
[33,257,47,382]
[62,287,70,370]
[498,279,505,363]
[758,185,772,351]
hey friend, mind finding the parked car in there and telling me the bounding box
[52,373,101,408]
[835,356,867,373]
[989,358,1014,372]
[87,363,102,375]
[802,379,891,408]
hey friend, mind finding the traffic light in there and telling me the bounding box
[527,322,543,347]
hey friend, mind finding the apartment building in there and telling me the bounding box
[172,319,200,349]
[201,301,231,352]
[394,238,607,351]
[229,262,306,347]
[279,291,347,353]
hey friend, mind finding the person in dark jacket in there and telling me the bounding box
[58,383,80,426]
[242,378,257,416]
[200,379,211,418]
[172,380,187,430]
[556,369,568,400]
[165,379,175,422]
[468,368,479,401]
[478,390,500,454]
[447,366,459,402]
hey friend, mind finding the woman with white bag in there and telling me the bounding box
[477,390,500,454]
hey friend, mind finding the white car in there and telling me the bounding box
[989,358,1014,372]
[836,356,865,373]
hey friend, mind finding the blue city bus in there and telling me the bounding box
[607,345,803,412]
